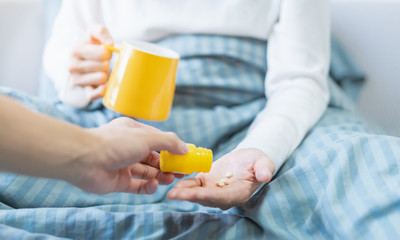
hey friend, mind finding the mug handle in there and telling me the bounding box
[102,44,120,53]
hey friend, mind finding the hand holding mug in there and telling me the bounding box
[68,25,180,121]
[69,25,114,102]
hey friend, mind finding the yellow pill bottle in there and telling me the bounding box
[160,144,213,174]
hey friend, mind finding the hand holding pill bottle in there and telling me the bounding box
[160,144,212,174]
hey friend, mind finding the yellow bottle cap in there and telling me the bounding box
[160,143,213,174]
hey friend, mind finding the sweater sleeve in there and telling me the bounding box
[42,0,101,107]
[235,0,330,174]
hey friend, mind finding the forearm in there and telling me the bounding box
[236,0,330,172]
[0,95,101,181]
[236,80,328,172]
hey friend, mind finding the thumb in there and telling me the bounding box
[89,25,114,45]
[142,131,189,155]
[254,156,275,183]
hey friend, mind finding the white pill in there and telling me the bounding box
[216,179,225,187]
[223,179,230,185]
[225,172,233,178]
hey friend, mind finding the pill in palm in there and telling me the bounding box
[223,179,230,185]
[216,179,225,187]
[225,172,233,178]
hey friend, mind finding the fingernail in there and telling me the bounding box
[146,181,158,194]
[257,171,268,182]
[182,142,189,153]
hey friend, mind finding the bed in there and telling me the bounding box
[0,1,400,239]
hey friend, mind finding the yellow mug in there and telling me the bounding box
[103,41,180,121]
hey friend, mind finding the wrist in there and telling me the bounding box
[60,129,104,186]
[59,79,91,108]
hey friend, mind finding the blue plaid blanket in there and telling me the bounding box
[1,35,399,239]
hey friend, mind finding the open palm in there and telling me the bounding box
[168,148,275,210]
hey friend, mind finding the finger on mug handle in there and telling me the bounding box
[89,25,114,45]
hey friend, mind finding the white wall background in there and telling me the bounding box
[0,0,44,95]
[331,0,400,136]
[0,0,399,136]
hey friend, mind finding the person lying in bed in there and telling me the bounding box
[41,0,328,210]
[0,94,188,195]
